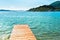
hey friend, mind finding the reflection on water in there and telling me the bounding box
[0,11,60,40]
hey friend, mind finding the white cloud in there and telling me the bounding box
[0,7,29,10]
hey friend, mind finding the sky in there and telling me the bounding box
[0,0,59,10]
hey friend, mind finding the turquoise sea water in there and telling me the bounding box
[0,11,60,40]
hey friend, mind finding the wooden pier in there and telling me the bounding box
[9,25,36,40]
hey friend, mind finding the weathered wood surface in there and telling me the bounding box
[9,25,36,40]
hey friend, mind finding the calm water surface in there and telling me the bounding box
[0,11,60,40]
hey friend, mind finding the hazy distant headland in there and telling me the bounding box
[0,9,18,12]
[0,9,11,11]
[28,1,60,11]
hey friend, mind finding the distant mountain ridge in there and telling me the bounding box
[28,1,60,11]
[50,1,60,8]
[0,9,11,11]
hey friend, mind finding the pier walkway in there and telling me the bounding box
[9,25,36,40]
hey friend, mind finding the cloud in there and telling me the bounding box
[0,0,59,10]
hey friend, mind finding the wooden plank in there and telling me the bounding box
[9,25,36,40]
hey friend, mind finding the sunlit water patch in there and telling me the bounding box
[0,11,60,40]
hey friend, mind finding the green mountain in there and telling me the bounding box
[50,1,60,8]
[28,1,60,11]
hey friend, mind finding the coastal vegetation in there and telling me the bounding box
[28,1,60,11]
